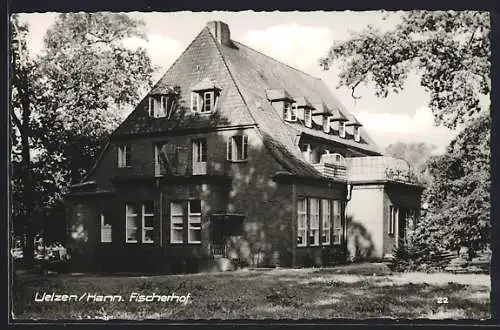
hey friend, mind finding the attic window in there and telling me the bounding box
[283,102,297,122]
[191,91,217,114]
[339,122,346,138]
[148,95,169,118]
[354,126,361,142]
[304,109,312,128]
[323,116,331,133]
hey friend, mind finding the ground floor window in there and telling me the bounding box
[333,200,342,245]
[297,197,343,247]
[170,199,203,244]
[170,202,184,244]
[126,201,155,243]
[389,205,398,235]
[100,214,112,243]
[188,200,202,243]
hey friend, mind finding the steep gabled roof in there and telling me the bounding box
[218,38,381,155]
[109,22,381,180]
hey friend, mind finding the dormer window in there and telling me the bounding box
[354,126,361,142]
[148,95,170,118]
[304,109,312,128]
[283,102,297,122]
[323,116,331,133]
[190,78,221,114]
[339,122,346,138]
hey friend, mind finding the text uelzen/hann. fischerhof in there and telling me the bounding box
[34,292,191,304]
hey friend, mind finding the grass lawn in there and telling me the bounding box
[11,263,490,320]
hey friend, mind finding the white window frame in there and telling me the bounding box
[100,213,112,243]
[227,135,248,162]
[117,144,130,168]
[321,199,331,246]
[142,202,154,244]
[304,108,312,128]
[389,205,398,235]
[154,142,165,177]
[148,96,155,117]
[170,202,184,244]
[309,198,320,246]
[159,95,168,118]
[188,200,202,244]
[192,139,207,163]
[333,200,342,245]
[283,102,297,122]
[323,116,331,133]
[125,203,138,243]
[202,91,214,113]
[339,122,346,138]
[297,198,307,247]
[354,126,361,142]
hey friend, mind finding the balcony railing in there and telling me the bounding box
[312,163,348,181]
[345,156,419,184]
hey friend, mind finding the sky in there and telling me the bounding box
[17,11,460,154]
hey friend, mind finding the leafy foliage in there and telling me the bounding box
[10,13,154,246]
[414,114,490,259]
[320,11,490,129]
[384,142,436,185]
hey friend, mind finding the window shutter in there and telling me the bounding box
[125,145,131,166]
[191,92,197,112]
[149,97,155,117]
[227,137,232,161]
[210,91,215,112]
[243,135,249,160]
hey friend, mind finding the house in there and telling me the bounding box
[65,21,424,273]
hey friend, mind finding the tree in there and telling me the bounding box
[320,11,490,259]
[10,13,155,264]
[320,11,490,129]
[10,15,42,265]
[384,141,436,184]
[415,113,490,258]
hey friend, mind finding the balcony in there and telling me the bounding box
[345,156,419,184]
[312,153,348,181]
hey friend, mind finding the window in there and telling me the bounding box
[304,108,312,127]
[354,126,361,142]
[339,122,346,138]
[297,198,307,246]
[309,198,320,246]
[188,200,202,244]
[193,139,207,163]
[117,144,131,168]
[202,91,214,113]
[283,102,297,122]
[323,116,331,133]
[142,201,154,243]
[100,214,112,243]
[170,202,184,244]
[125,204,138,243]
[389,205,398,235]
[321,199,331,245]
[148,97,155,117]
[333,200,342,245]
[191,91,216,113]
[154,142,166,177]
[192,139,207,175]
[300,144,311,162]
[227,135,248,161]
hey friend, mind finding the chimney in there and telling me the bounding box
[206,21,232,46]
